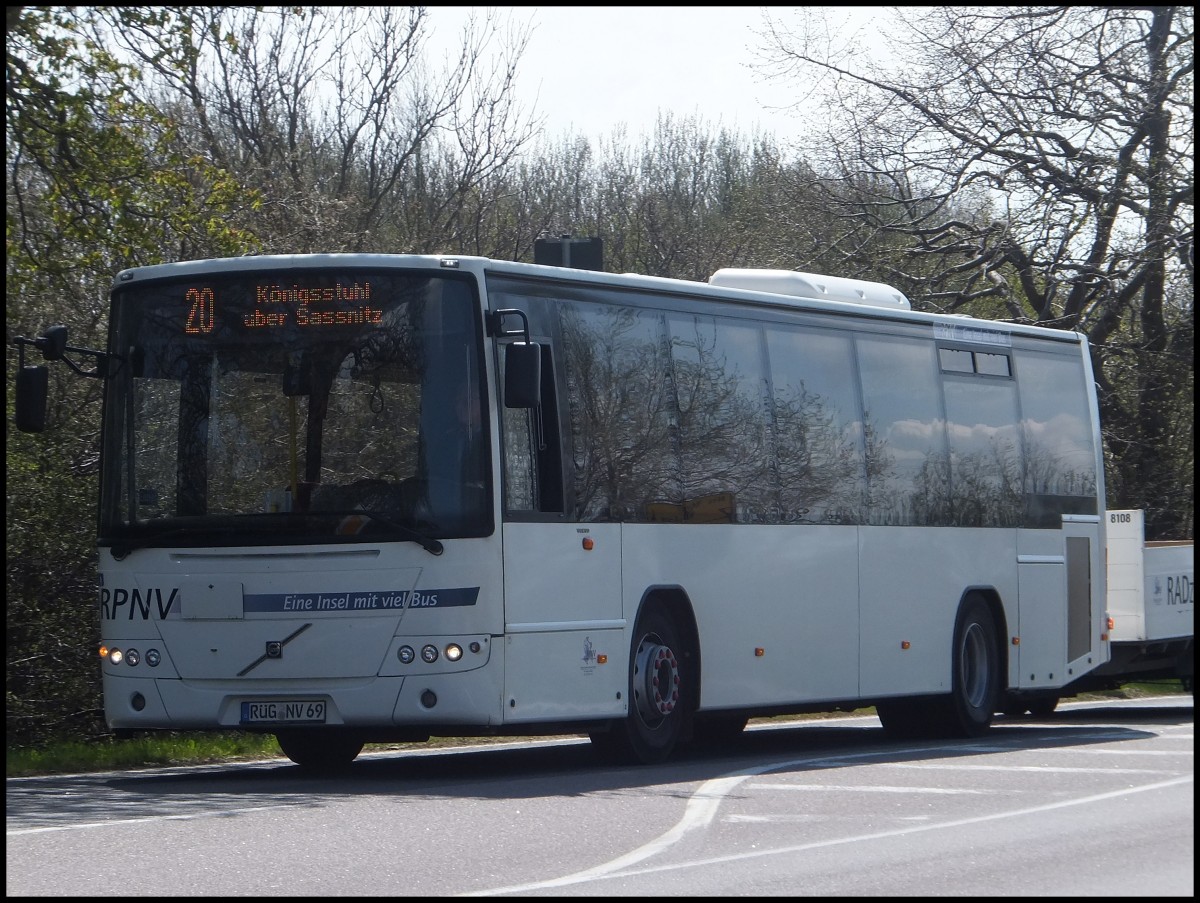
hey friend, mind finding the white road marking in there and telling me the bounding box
[745,783,996,793]
[463,762,1192,896]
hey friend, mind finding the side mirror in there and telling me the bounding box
[15,366,49,433]
[504,342,542,408]
[38,325,69,361]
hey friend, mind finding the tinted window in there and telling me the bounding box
[943,376,1022,526]
[1014,348,1099,524]
[667,314,771,523]
[765,326,866,524]
[857,335,950,526]
[560,303,678,521]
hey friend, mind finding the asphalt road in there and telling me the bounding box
[6,695,1193,896]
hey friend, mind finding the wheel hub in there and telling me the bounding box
[633,637,680,724]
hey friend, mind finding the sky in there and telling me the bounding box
[425,6,888,145]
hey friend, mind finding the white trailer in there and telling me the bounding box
[1095,509,1194,689]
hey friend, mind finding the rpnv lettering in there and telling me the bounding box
[99,586,179,620]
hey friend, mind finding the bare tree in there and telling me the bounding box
[88,6,541,253]
[756,6,1193,537]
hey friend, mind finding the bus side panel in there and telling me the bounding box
[858,526,1018,698]
[622,523,860,710]
[1013,518,1105,688]
[1063,517,1106,679]
[500,522,627,721]
[501,630,628,721]
[1015,527,1068,688]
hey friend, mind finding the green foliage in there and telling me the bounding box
[6,6,261,749]
[5,371,106,744]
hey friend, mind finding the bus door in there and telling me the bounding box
[495,333,627,722]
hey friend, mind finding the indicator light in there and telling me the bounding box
[754,647,765,657]
[99,645,109,659]
[582,537,595,550]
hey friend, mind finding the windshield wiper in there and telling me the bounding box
[312,509,444,556]
[107,527,196,560]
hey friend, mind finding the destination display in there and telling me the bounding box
[180,278,383,335]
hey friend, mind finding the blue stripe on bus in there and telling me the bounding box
[242,587,479,613]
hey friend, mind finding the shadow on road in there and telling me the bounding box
[6,699,1191,831]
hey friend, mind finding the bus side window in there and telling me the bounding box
[502,343,563,515]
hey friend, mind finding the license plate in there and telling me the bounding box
[240,700,326,724]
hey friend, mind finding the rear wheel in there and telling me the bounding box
[276,729,365,772]
[590,604,691,765]
[878,596,1000,739]
[938,595,1000,737]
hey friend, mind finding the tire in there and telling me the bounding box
[940,596,1000,737]
[590,604,691,765]
[878,596,1000,739]
[276,729,365,772]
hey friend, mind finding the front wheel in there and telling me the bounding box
[590,604,691,765]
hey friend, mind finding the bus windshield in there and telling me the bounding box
[99,268,490,550]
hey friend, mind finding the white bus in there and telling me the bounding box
[14,253,1109,769]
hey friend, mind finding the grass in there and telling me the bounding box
[6,732,284,777]
[6,681,1187,778]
